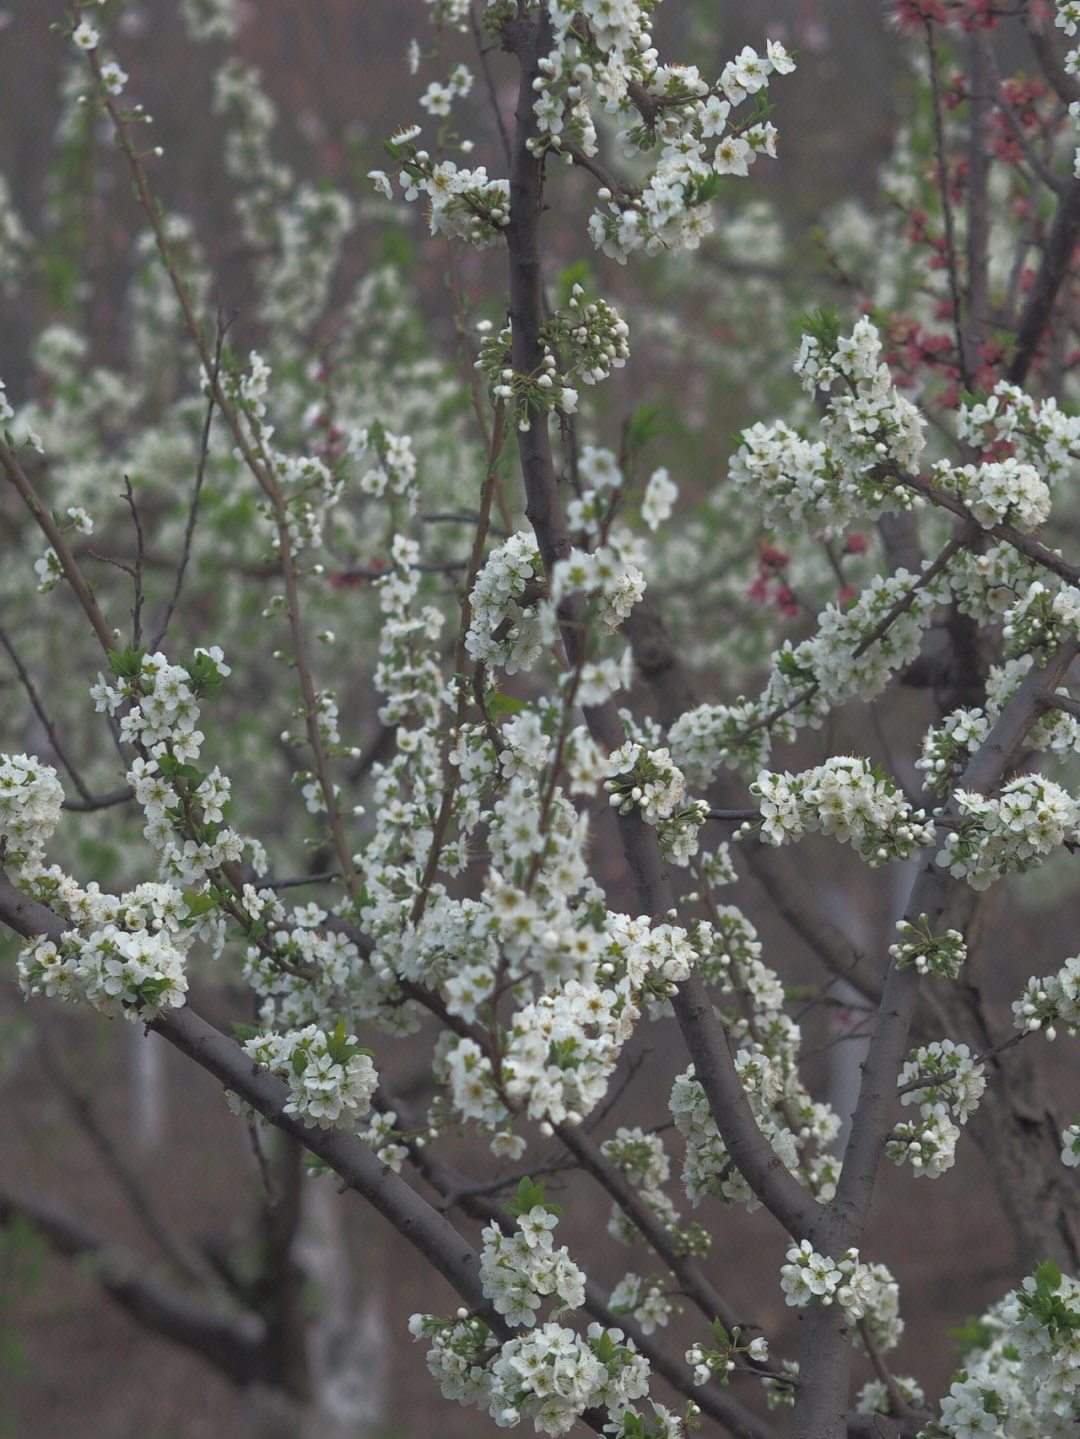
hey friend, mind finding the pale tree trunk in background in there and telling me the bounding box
[131,1024,167,1151]
[296,1175,390,1438]
[239,1170,391,1439]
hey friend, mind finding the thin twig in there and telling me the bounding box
[151,325,223,649]
[62,786,135,812]
[0,620,94,801]
[926,22,972,392]
[36,1025,224,1290]
[120,475,145,648]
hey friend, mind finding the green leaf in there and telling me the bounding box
[485,690,525,718]
[800,305,842,352]
[624,401,666,458]
[554,259,592,307]
[182,891,216,919]
[1034,1258,1061,1294]
[504,1176,556,1219]
[107,645,146,679]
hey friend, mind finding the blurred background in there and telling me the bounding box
[1,3,1077,1437]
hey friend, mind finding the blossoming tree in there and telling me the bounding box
[5,1,1080,1437]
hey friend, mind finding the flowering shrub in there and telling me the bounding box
[3,3,1080,1439]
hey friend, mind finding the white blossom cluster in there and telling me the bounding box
[916,709,991,797]
[641,468,677,531]
[541,285,630,389]
[549,543,646,633]
[731,317,925,537]
[1061,1121,1080,1168]
[347,423,418,508]
[805,566,945,706]
[572,42,793,263]
[998,582,1077,664]
[938,776,1080,891]
[779,1242,902,1348]
[686,1323,768,1386]
[798,316,926,470]
[16,876,194,1021]
[181,0,240,43]
[499,979,635,1128]
[387,4,793,266]
[216,350,348,554]
[463,526,646,681]
[0,753,64,867]
[439,914,695,1136]
[930,456,1050,534]
[748,757,933,864]
[856,1375,926,1418]
[411,1192,670,1436]
[958,380,1080,486]
[375,131,510,249]
[372,533,446,730]
[419,61,474,119]
[91,647,255,886]
[669,1052,837,1210]
[239,889,366,1036]
[669,908,842,1204]
[946,542,1041,624]
[465,532,550,673]
[604,741,707,863]
[669,560,947,785]
[474,321,580,423]
[600,1126,701,1258]
[410,1308,666,1438]
[479,1207,586,1326]
[213,61,293,245]
[354,1109,409,1172]
[990,662,1080,760]
[933,1262,1080,1439]
[242,1023,378,1130]
[889,916,967,980]
[919,669,1080,786]
[1012,954,1080,1038]
[691,908,785,1020]
[1057,2,1080,177]
[261,184,355,342]
[609,1273,676,1336]
[887,1041,985,1181]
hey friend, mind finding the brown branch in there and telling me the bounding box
[35,1023,224,1291]
[1006,174,1080,384]
[0,1182,263,1385]
[500,12,817,1244]
[379,1090,785,1439]
[834,639,1080,1245]
[0,864,500,1335]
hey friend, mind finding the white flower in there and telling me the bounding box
[72,20,99,50]
[642,467,677,530]
[99,60,128,95]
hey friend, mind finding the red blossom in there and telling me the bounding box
[759,544,789,569]
[893,0,948,28]
[776,586,798,617]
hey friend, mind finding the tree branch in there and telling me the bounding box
[0,1182,264,1385]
